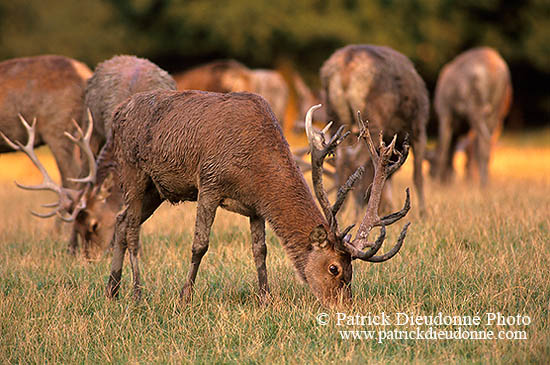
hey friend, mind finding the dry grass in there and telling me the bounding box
[0,129,549,363]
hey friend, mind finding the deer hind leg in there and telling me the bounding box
[412,125,427,215]
[437,113,453,184]
[106,206,128,298]
[474,132,491,187]
[250,216,270,303]
[472,116,495,187]
[181,191,219,303]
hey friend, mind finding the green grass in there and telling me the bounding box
[1,131,549,364]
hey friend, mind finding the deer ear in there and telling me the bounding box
[96,173,115,201]
[310,224,329,249]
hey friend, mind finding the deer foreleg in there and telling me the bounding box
[250,216,270,303]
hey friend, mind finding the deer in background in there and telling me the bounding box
[430,47,512,185]
[83,55,177,153]
[103,90,411,306]
[290,72,327,133]
[172,60,289,125]
[2,55,177,258]
[320,45,429,215]
[0,55,92,189]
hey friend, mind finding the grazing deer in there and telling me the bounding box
[0,55,92,189]
[83,55,177,152]
[104,90,411,306]
[2,55,176,258]
[173,59,253,93]
[320,45,429,214]
[173,60,288,125]
[290,72,327,133]
[431,47,512,185]
[251,69,289,125]
[1,112,98,254]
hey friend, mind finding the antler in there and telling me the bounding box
[66,109,96,185]
[306,105,346,231]
[342,111,411,262]
[0,113,96,221]
[305,105,364,235]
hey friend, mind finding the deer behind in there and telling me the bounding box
[320,45,429,214]
[2,55,177,258]
[431,47,512,185]
[0,55,92,189]
[83,55,177,153]
[173,60,288,125]
[71,55,177,255]
[104,90,411,305]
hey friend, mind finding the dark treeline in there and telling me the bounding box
[0,0,548,129]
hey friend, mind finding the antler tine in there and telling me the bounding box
[376,188,411,227]
[3,115,64,194]
[66,109,96,184]
[343,111,411,262]
[357,111,378,162]
[56,197,87,222]
[343,225,386,260]
[367,222,410,262]
[332,165,364,217]
[0,131,20,150]
[2,114,83,221]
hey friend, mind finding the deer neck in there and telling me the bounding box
[258,173,327,281]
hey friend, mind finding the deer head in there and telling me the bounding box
[1,112,116,256]
[304,105,411,303]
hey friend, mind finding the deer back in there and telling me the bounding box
[320,45,429,139]
[84,55,177,151]
[0,55,91,154]
[434,47,512,129]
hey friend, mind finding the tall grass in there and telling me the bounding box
[0,131,549,363]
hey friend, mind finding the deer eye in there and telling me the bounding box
[329,264,339,276]
[91,221,99,233]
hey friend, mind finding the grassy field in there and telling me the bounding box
[0,129,549,363]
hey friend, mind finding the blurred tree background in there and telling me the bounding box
[0,0,548,129]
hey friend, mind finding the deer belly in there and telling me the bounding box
[151,177,198,204]
[220,198,254,217]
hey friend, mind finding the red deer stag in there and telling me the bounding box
[173,60,288,125]
[1,112,96,245]
[3,55,176,258]
[431,47,512,185]
[104,91,411,305]
[0,55,92,189]
[320,45,428,215]
[70,55,176,254]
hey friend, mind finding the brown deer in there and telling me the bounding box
[251,69,289,124]
[2,55,176,258]
[83,55,177,153]
[0,55,92,189]
[103,90,411,305]
[320,45,429,215]
[290,72,327,133]
[173,60,288,125]
[173,60,253,93]
[68,55,177,255]
[431,47,512,185]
